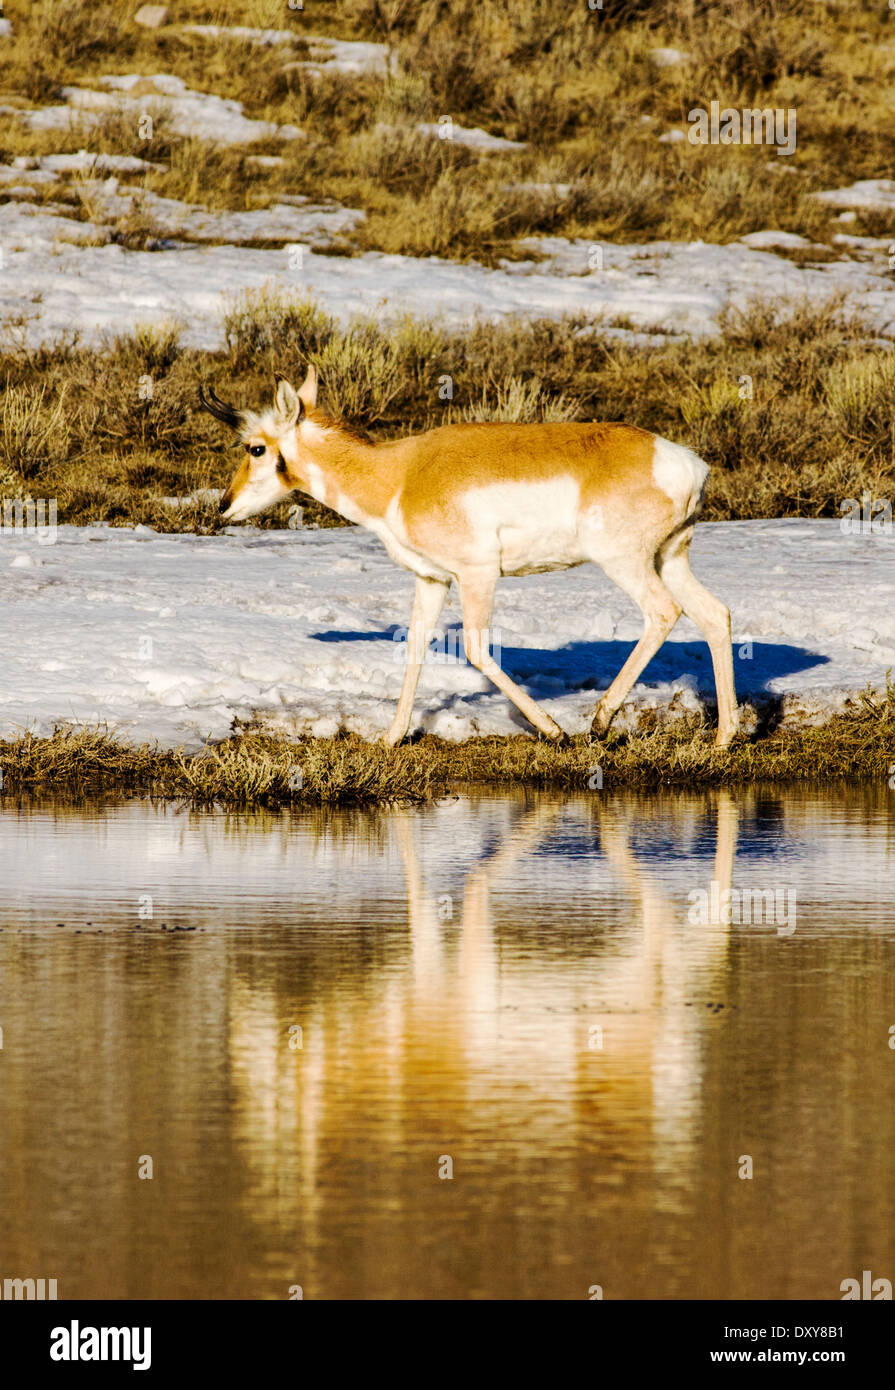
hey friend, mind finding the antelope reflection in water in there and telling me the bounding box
[226,793,739,1270]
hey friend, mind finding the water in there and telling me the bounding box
[0,786,892,1301]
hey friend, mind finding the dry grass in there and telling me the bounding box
[1,1,894,525]
[0,383,74,483]
[3,294,892,528]
[1,683,892,804]
[1,0,894,257]
[456,374,580,424]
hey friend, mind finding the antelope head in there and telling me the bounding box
[199,367,318,522]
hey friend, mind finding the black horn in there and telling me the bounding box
[198,383,242,430]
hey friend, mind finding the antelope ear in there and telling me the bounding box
[274,374,303,426]
[297,363,318,411]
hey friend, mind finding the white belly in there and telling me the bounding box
[376,478,590,582]
[498,523,585,575]
[463,478,586,576]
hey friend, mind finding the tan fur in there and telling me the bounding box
[394,422,673,565]
[208,370,739,748]
[219,456,250,514]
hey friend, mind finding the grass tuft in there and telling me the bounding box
[2,295,894,527]
[1,684,893,805]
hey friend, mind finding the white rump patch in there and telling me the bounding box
[652,436,709,513]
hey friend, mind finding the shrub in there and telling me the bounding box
[311,324,404,422]
[458,374,579,423]
[224,291,337,371]
[0,384,74,481]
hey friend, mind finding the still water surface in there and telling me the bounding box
[0,786,892,1300]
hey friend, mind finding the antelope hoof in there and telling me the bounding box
[589,708,612,741]
[549,728,571,749]
[714,711,741,750]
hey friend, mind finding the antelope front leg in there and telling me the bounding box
[383,576,449,746]
[458,567,568,742]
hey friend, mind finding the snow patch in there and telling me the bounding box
[4,73,303,145]
[416,121,526,152]
[72,182,364,245]
[182,24,298,46]
[739,229,817,250]
[288,35,395,76]
[650,47,691,67]
[13,151,167,175]
[3,203,895,352]
[182,26,395,78]
[811,179,895,213]
[0,521,889,751]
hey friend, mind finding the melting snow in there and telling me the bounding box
[416,121,527,152]
[182,26,395,76]
[4,200,895,349]
[650,47,691,67]
[3,73,303,144]
[182,24,299,46]
[811,179,895,213]
[290,35,396,76]
[71,182,364,245]
[11,151,167,175]
[0,520,890,751]
[737,230,821,251]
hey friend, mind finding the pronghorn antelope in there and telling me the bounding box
[200,369,738,747]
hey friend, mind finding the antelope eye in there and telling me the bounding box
[248,443,266,457]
